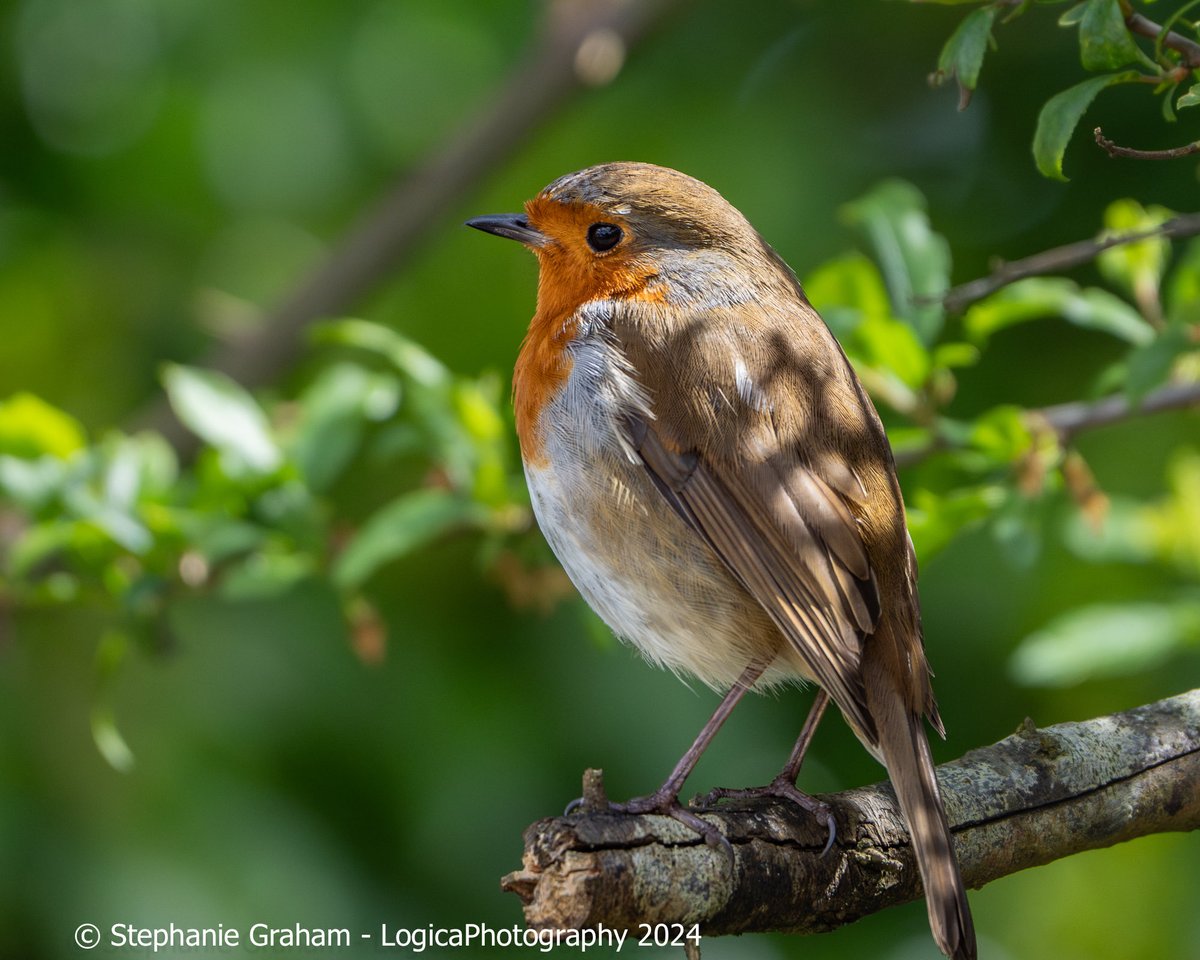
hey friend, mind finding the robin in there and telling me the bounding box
[468,162,976,960]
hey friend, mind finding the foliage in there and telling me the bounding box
[927,0,1200,178]
[3,2,1200,959]
[0,320,536,763]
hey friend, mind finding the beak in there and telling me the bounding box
[465,213,548,247]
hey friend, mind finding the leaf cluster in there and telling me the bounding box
[928,0,1200,177]
[0,321,538,766]
[807,184,1200,687]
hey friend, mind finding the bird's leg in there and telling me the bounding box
[776,687,831,783]
[567,661,767,853]
[696,689,837,854]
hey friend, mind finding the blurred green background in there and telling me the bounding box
[2,1,1199,959]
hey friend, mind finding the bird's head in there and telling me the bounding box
[468,162,786,320]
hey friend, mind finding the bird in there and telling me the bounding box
[467,162,976,960]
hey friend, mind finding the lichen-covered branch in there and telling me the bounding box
[502,690,1200,937]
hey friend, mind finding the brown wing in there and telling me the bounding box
[610,290,917,744]
[626,412,881,741]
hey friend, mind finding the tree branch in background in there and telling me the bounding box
[129,0,683,451]
[1094,127,1200,162]
[1037,379,1200,443]
[940,210,1200,315]
[892,379,1200,470]
[502,690,1200,936]
[1124,8,1200,67]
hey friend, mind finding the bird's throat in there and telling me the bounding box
[513,307,576,468]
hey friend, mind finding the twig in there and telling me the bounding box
[940,211,1200,314]
[502,690,1200,937]
[892,379,1200,469]
[1095,126,1200,161]
[128,0,683,451]
[1125,9,1200,67]
[1037,378,1200,443]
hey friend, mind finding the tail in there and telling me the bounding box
[867,666,977,960]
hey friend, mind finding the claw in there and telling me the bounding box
[694,776,836,855]
[818,810,837,858]
[585,791,737,872]
[664,803,735,862]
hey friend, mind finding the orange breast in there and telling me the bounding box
[513,310,574,467]
[514,196,668,465]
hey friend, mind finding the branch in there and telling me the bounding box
[1125,9,1200,68]
[502,690,1200,937]
[1095,126,1200,161]
[128,0,683,450]
[940,211,1200,314]
[1037,378,1200,443]
[891,378,1200,469]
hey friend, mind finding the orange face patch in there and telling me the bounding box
[513,197,665,463]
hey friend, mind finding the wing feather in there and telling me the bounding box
[631,417,879,740]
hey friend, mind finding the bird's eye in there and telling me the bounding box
[586,222,623,252]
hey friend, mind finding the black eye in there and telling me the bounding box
[586,222,623,252]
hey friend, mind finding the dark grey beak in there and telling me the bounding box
[465,214,548,247]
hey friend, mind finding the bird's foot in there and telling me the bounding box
[566,785,733,859]
[694,776,836,856]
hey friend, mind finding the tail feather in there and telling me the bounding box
[867,667,976,959]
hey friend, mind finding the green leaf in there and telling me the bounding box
[991,491,1043,569]
[0,392,86,459]
[290,363,401,492]
[1010,601,1200,686]
[100,432,178,511]
[1076,0,1145,70]
[91,705,135,773]
[317,320,486,487]
[1178,82,1200,109]
[162,365,282,475]
[219,551,317,600]
[1161,84,1178,123]
[935,7,998,108]
[86,505,153,554]
[453,376,515,507]
[316,319,450,389]
[182,515,266,564]
[92,629,135,772]
[1057,2,1086,27]
[1151,451,1200,578]
[907,484,1005,562]
[1063,495,1157,564]
[803,252,893,339]
[969,404,1034,461]
[806,250,932,388]
[1033,72,1139,180]
[0,455,67,511]
[1165,236,1200,324]
[1097,199,1172,305]
[932,341,981,369]
[857,317,932,389]
[964,277,1154,344]
[1123,324,1195,401]
[841,180,951,344]
[8,519,76,577]
[333,488,491,590]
